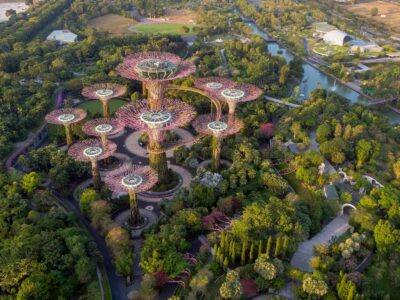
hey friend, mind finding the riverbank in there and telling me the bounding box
[247,20,379,104]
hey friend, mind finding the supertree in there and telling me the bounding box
[194,77,234,94]
[45,108,87,147]
[192,114,243,171]
[82,118,124,147]
[82,83,127,118]
[212,83,262,116]
[68,139,117,190]
[104,165,158,226]
[116,99,196,184]
[116,52,195,106]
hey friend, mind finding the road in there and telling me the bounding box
[52,189,128,300]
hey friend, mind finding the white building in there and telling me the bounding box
[46,30,77,44]
[350,43,383,53]
[323,30,352,46]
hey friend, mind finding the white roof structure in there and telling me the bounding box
[323,30,352,46]
[47,30,77,44]
[314,22,337,34]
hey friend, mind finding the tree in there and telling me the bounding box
[355,139,372,168]
[370,7,378,16]
[190,267,214,295]
[79,189,100,217]
[393,161,400,179]
[180,26,190,34]
[220,270,242,299]
[373,219,400,254]
[21,172,41,195]
[316,124,331,143]
[254,254,278,280]
[5,9,16,17]
[302,273,328,297]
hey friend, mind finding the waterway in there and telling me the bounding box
[0,2,27,23]
[245,21,400,124]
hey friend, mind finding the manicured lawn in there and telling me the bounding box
[132,23,194,35]
[77,99,127,116]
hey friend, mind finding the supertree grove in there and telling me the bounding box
[192,114,243,171]
[45,108,87,147]
[82,118,124,147]
[82,83,127,118]
[116,98,196,183]
[104,165,158,226]
[68,139,117,190]
[116,52,196,105]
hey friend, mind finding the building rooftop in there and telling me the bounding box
[323,29,352,46]
[323,184,339,200]
[314,22,337,33]
[46,30,77,44]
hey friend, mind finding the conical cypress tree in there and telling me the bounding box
[258,240,263,258]
[249,242,255,262]
[241,241,246,265]
[282,235,289,257]
[274,235,282,257]
[223,256,229,269]
[266,236,272,258]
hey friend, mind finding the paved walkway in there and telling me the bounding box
[124,128,194,158]
[290,214,350,271]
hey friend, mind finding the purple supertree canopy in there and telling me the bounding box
[68,139,117,162]
[45,108,87,125]
[194,77,234,94]
[192,114,244,139]
[104,165,158,193]
[116,51,195,82]
[116,99,196,132]
[212,83,263,104]
[81,83,127,101]
[82,118,125,137]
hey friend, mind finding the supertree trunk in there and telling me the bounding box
[101,99,110,118]
[100,135,111,165]
[149,151,169,184]
[128,190,141,226]
[212,136,222,172]
[146,81,167,109]
[64,124,73,147]
[228,102,237,116]
[142,82,147,97]
[91,160,101,190]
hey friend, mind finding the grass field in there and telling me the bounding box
[88,14,137,36]
[131,23,195,35]
[348,0,400,32]
[77,99,127,116]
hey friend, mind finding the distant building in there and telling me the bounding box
[387,52,400,58]
[350,43,383,53]
[46,30,77,44]
[323,30,352,46]
[313,22,337,37]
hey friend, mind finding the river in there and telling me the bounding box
[245,21,400,124]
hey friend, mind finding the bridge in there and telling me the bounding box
[365,98,397,106]
[264,95,301,108]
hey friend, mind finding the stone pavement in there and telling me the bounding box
[124,128,194,158]
[290,214,350,271]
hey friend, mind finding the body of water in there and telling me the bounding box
[245,21,400,123]
[0,2,27,23]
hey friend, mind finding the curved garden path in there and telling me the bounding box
[290,214,350,272]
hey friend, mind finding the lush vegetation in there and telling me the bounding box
[0,172,101,299]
